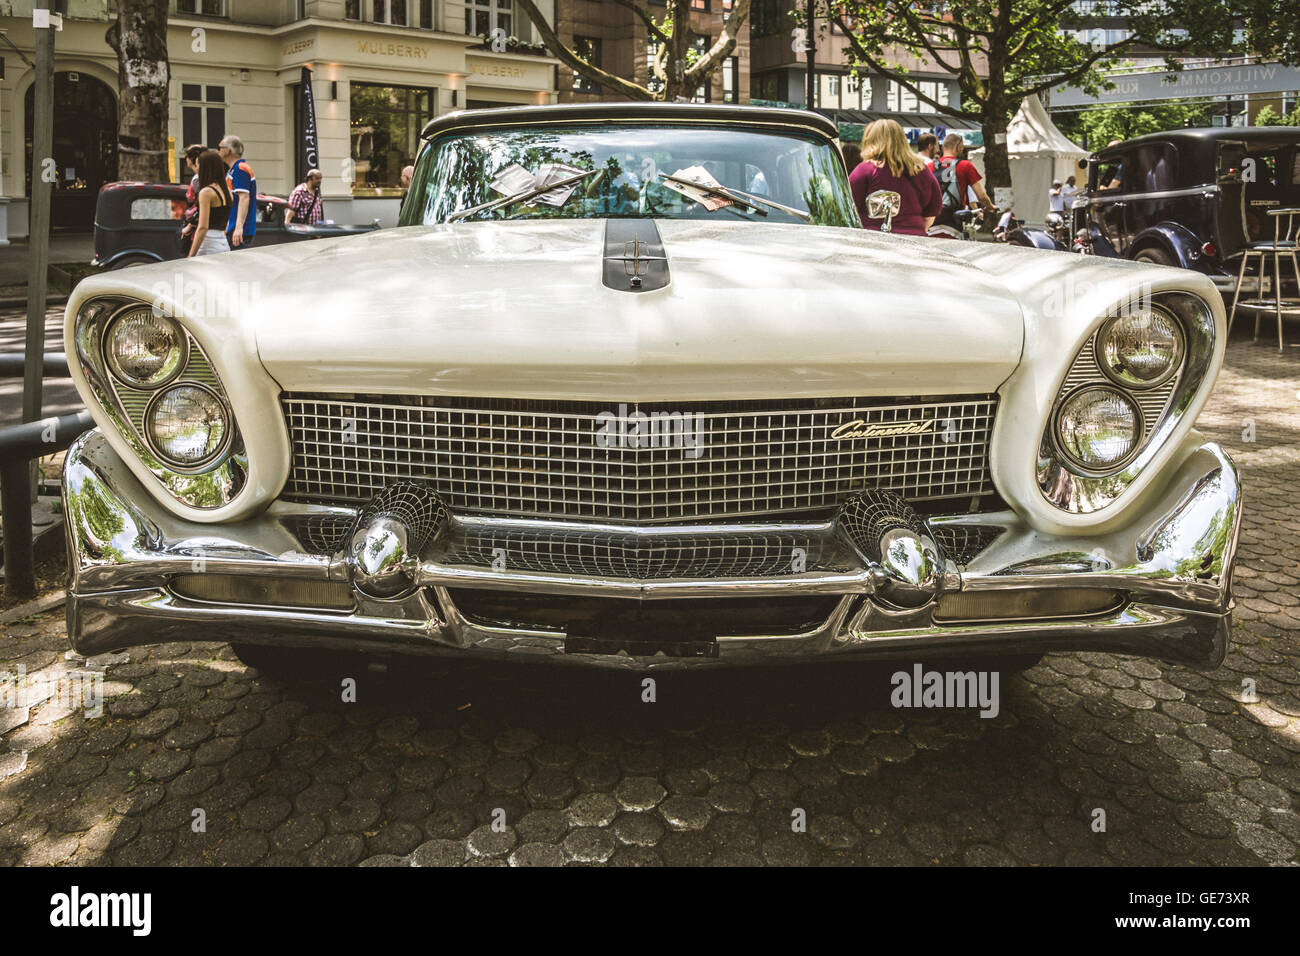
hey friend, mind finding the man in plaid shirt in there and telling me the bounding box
[286,169,324,224]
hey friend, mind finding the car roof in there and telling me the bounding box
[420,102,840,143]
[1098,126,1300,156]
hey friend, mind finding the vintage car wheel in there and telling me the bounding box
[1132,246,1175,267]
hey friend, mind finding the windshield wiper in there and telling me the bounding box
[657,173,813,222]
[447,168,599,223]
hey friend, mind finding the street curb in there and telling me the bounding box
[0,589,66,624]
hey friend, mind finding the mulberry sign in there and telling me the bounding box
[1049,61,1300,108]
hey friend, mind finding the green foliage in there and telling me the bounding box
[824,0,1240,117]
[1255,103,1300,126]
[1054,100,1215,150]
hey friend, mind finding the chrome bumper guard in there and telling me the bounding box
[63,431,1242,668]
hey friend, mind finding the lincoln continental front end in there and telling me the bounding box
[61,103,1241,670]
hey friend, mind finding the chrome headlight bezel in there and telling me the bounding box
[1052,384,1144,475]
[102,305,189,390]
[143,382,233,472]
[1096,305,1185,391]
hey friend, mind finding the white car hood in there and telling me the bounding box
[248,218,1024,401]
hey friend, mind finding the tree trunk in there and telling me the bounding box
[664,0,691,101]
[980,111,1012,199]
[106,0,170,182]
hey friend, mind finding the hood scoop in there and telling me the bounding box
[602,219,670,293]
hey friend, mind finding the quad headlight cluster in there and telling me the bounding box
[102,306,229,470]
[1053,305,1186,473]
[1040,292,1214,514]
[75,296,245,509]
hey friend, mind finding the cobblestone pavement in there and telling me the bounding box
[2,329,1298,867]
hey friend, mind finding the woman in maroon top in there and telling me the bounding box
[848,119,941,236]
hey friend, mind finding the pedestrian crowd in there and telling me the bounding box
[179,135,263,257]
[180,135,331,256]
[846,119,1000,239]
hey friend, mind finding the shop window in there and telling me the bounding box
[573,37,602,94]
[350,83,434,194]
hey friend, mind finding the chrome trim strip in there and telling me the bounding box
[1082,183,1219,204]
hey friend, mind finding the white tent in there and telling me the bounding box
[969,95,1088,226]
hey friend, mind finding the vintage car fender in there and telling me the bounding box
[1129,222,1202,268]
[937,241,1226,537]
[65,247,312,523]
[1007,227,1065,251]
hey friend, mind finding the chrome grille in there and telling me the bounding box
[281,394,998,523]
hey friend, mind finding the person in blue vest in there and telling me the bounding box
[217,134,257,248]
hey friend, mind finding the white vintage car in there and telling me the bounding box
[61,103,1241,672]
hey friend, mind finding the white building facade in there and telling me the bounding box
[0,0,560,238]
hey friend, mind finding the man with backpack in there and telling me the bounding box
[927,133,996,239]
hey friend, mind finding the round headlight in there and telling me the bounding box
[104,308,186,389]
[145,384,228,467]
[1097,307,1184,389]
[1056,386,1142,471]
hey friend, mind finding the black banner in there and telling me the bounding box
[299,65,319,182]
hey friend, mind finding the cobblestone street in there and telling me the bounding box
[1,327,1297,867]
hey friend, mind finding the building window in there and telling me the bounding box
[180,83,225,177]
[691,35,710,103]
[466,0,513,36]
[752,0,781,37]
[344,0,409,23]
[691,0,709,9]
[178,0,227,15]
[723,56,738,103]
[573,37,601,94]
[419,0,433,28]
[350,83,433,193]
[752,71,780,102]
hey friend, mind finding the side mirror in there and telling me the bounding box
[866,189,903,233]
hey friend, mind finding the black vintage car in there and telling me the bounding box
[91,181,378,269]
[1072,127,1300,294]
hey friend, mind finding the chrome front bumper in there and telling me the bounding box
[63,430,1242,669]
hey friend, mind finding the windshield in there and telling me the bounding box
[399,123,858,228]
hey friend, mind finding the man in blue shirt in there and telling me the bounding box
[218,134,257,247]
